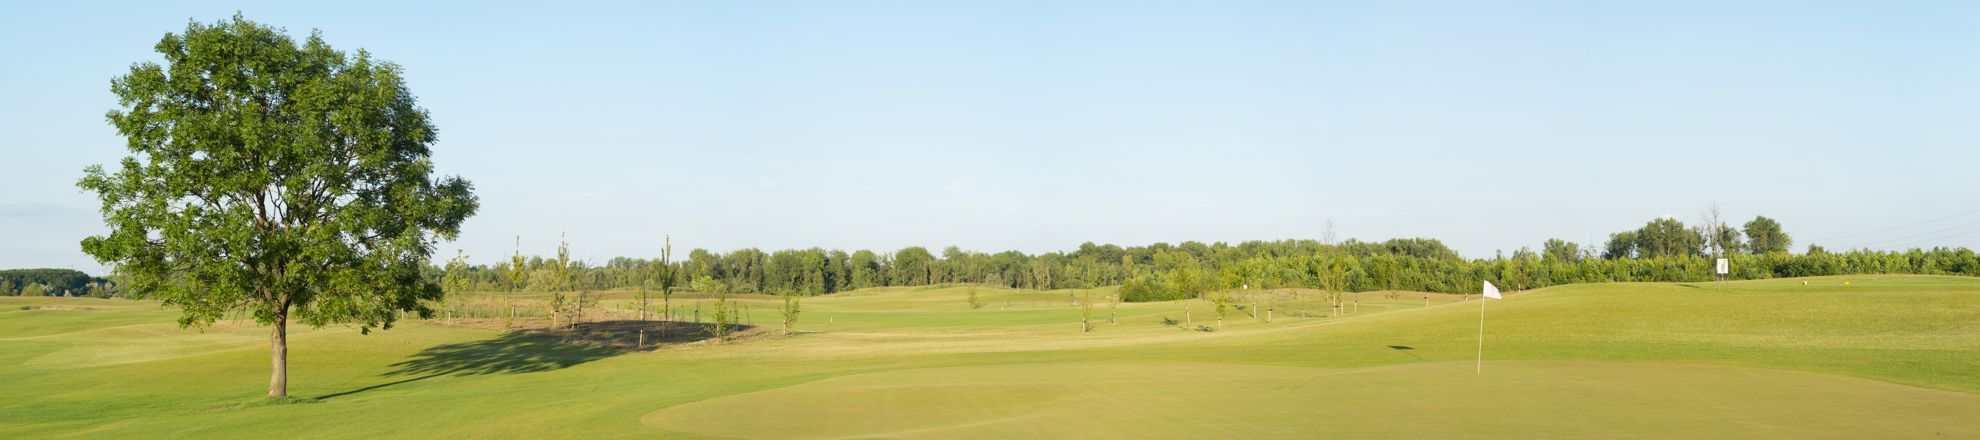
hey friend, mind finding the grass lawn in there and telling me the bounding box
[2,275,1976,438]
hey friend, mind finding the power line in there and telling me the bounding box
[1810,207,1980,243]
[1881,227,1980,251]
[1849,219,1980,249]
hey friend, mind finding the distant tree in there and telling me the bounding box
[1744,216,1793,254]
[0,269,95,294]
[849,250,881,288]
[1166,266,1205,300]
[1713,225,1743,255]
[1603,231,1639,259]
[1542,239,1582,263]
[509,237,528,292]
[1699,203,1734,257]
[0,279,14,296]
[967,287,983,309]
[78,16,477,398]
[1032,258,1055,290]
[442,250,472,324]
[22,283,47,297]
[894,246,936,285]
[1505,247,1536,291]
[1632,218,1705,258]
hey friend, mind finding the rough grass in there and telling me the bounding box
[1,275,1975,438]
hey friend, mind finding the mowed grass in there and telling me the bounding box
[2,275,1977,438]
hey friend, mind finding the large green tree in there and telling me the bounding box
[78,16,477,398]
[1542,238,1582,263]
[1743,216,1793,254]
[1633,218,1705,258]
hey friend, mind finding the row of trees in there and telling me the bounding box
[0,269,119,297]
[1602,214,1793,259]
[425,237,1466,296]
[1118,246,1979,301]
[60,214,1973,304]
[414,215,1976,304]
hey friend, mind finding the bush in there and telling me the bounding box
[1120,277,1191,302]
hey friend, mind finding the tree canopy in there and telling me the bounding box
[1744,216,1793,254]
[78,15,477,398]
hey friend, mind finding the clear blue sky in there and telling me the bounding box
[4,1,1978,271]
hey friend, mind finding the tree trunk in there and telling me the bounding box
[269,316,288,398]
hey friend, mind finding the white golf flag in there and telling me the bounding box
[1482,281,1502,299]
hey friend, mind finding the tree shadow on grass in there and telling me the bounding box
[549,320,756,350]
[1387,345,1429,362]
[1384,344,1482,373]
[317,321,751,400]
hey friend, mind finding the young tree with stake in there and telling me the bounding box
[638,236,676,345]
[781,289,803,335]
[1080,290,1097,333]
[711,292,736,343]
[442,250,472,324]
[79,15,478,398]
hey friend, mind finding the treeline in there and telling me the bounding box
[60,214,1980,301]
[0,269,118,297]
[1116,246,1980,302]
[422,214,1978,302]
[426,238,1461,296]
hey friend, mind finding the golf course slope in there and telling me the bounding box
[3,275,1977,438]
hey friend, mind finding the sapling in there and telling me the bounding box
[780,290,803,335]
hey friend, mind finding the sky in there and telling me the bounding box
[4,1,1979,272]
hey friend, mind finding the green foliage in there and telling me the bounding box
[780,290,802,335]
[649,235,679,322]
[893,246,936,286]
[509,237,527,292]
[442,250,473,295]
[79,14,476,332]
[1709,222,1743,255]
[426,218,1969,305]
[1607,217,1706,259]
[1542,239,1583,263]
[1744,216,1793,254]
[0,269,101,297]
[710,292,736,342]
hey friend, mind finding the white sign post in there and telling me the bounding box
[1715,258,1729,284]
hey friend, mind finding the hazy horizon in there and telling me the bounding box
[5,1,1979,272]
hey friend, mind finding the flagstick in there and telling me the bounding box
[1476,297,1486,375]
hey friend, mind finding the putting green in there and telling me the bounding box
[644,361,1980,439]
